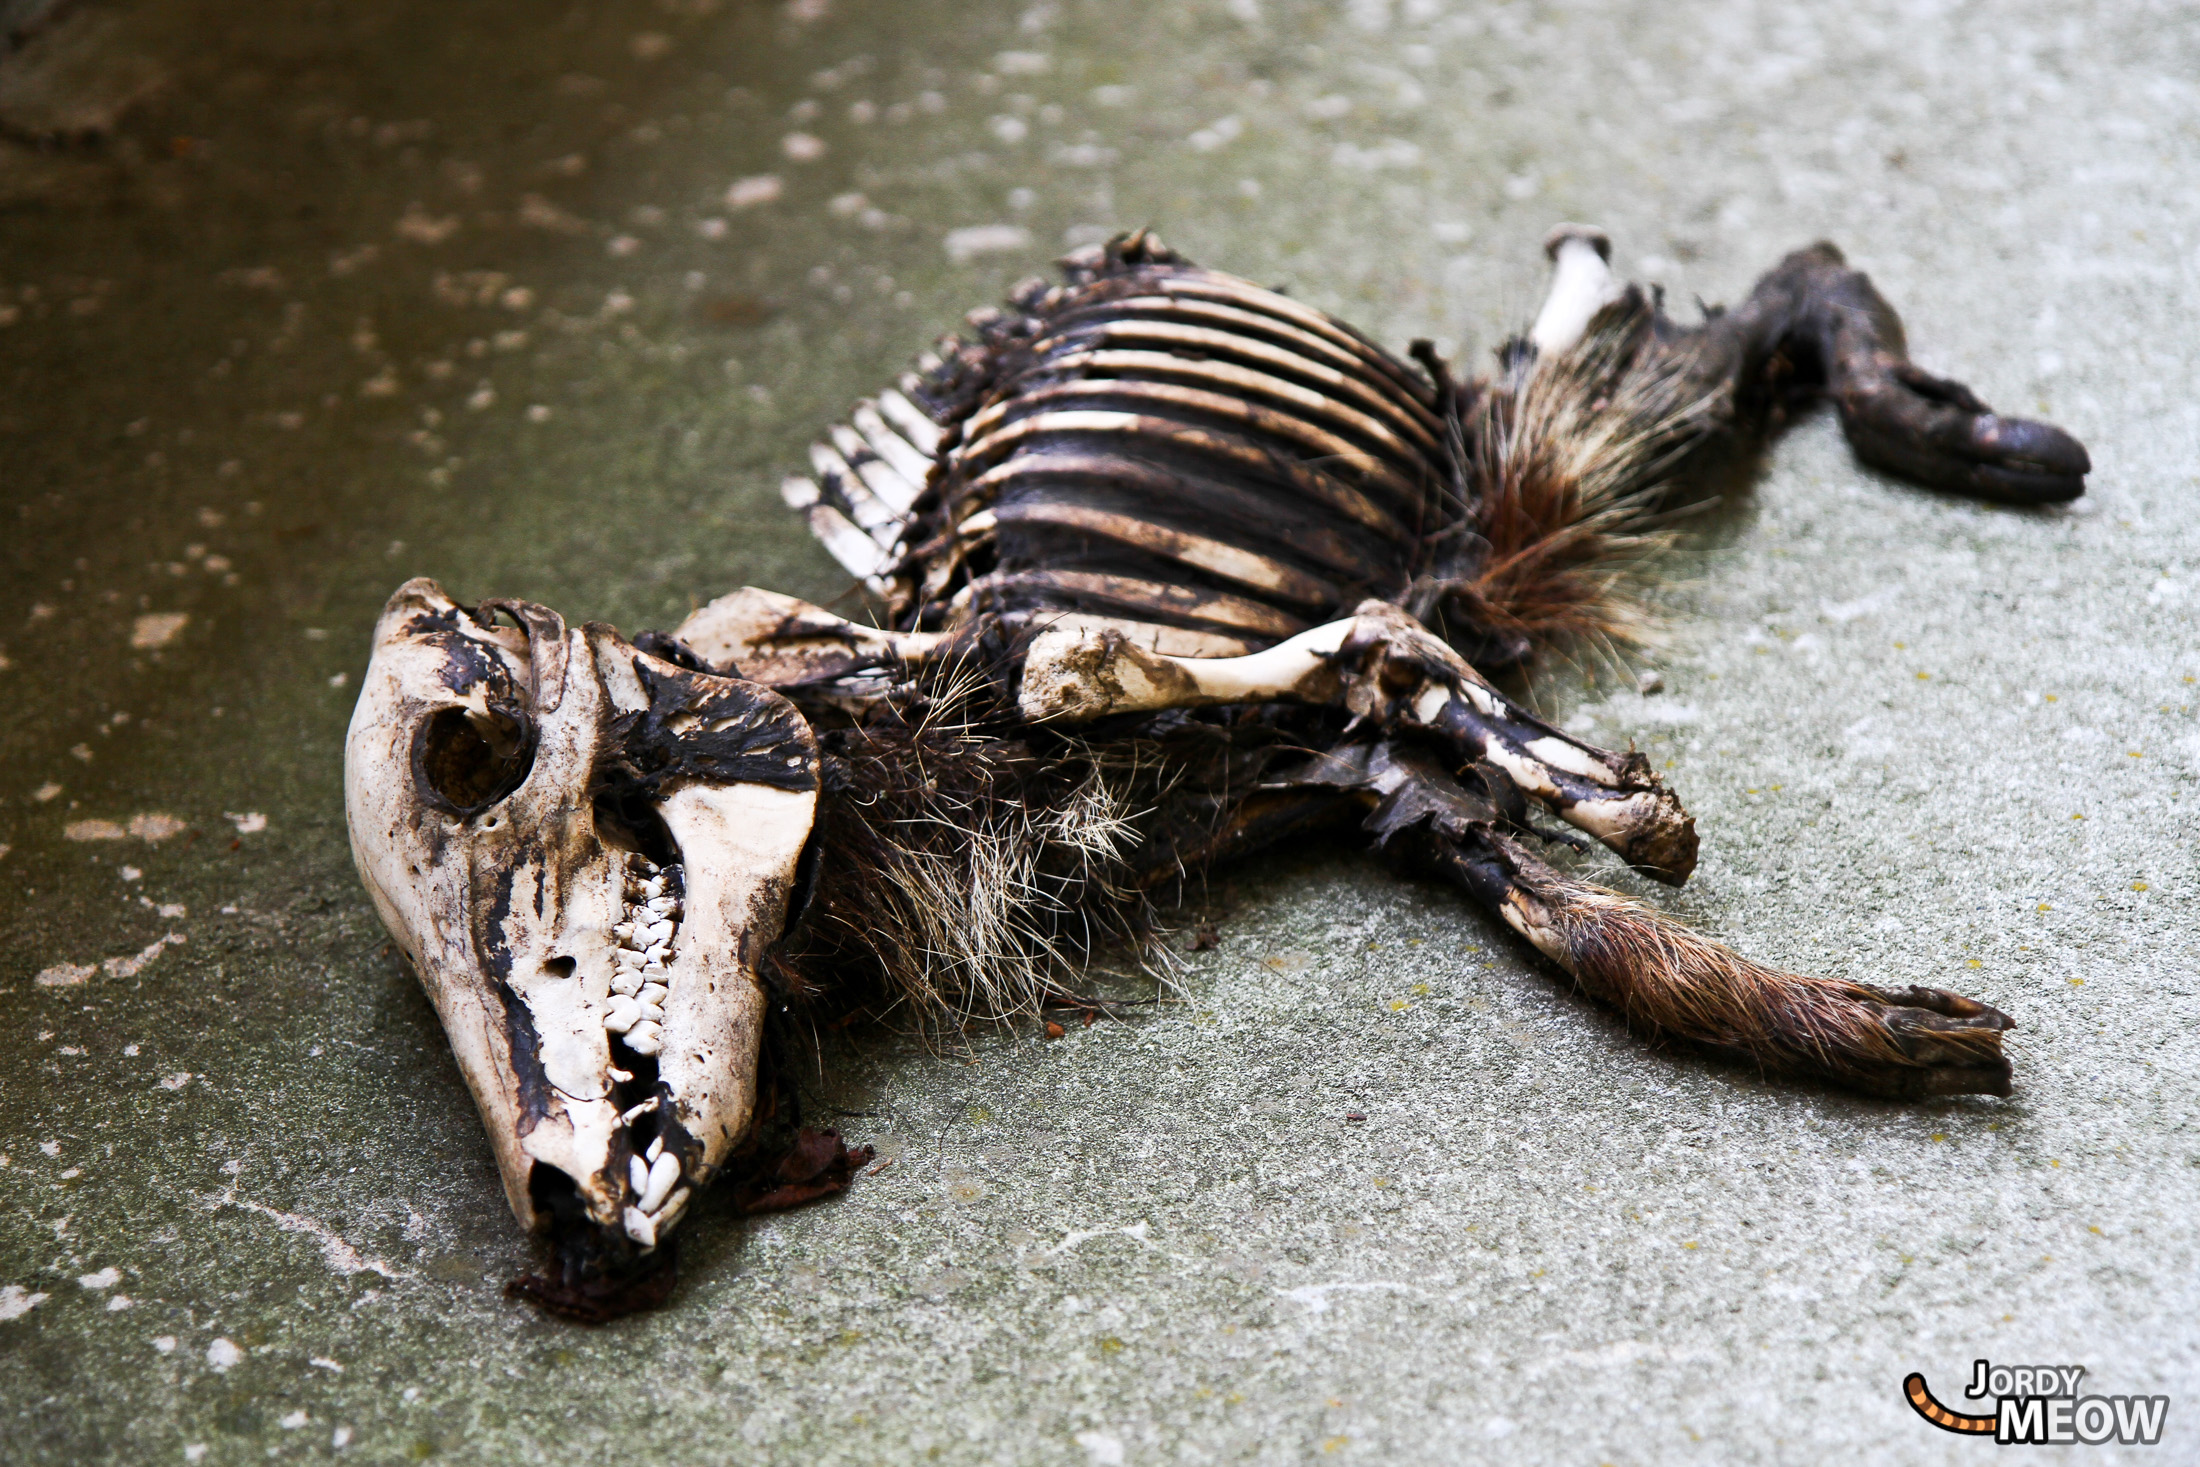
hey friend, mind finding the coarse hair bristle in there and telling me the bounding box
[1459,290,1729,656]
[776,638,1171,1029]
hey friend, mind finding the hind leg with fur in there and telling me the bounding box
[1185,733,2017,1100]
[1657,239,2091,504]
[1409,823,2015,1099]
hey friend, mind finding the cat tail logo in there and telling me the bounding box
[1905,1374,1997,1435]
[1904,1364,2170,1446]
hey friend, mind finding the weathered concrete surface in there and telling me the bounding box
[3,0,2195,1461]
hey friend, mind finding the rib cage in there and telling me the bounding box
[778,381,941,586]
[782,232,1463,657]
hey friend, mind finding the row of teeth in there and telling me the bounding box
[602,861,682,1057]
[620,1131,691,1249]
[612,857,687,1248]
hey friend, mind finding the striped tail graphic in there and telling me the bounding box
[1903,1373,1997,1435]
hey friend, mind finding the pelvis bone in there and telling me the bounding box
[345,579,818,1265]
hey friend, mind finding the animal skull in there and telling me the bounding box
[344,578,819,1266]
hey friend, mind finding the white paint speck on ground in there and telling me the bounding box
[104,933,185,979]
[726,174,781,208]
[332,1426,353,1449]
[35,962,96,987]
[227,1198,411,1281]
[152,1335,176,1353]
[206,1337,243,1371]
[0,1285,50,1321]
[1074,1430,1125,1465]
[77,1267,120,1290]
[129,612,189,649]
[394,205,459,244]
[1188,115,1242,151]
[224,811,267,834]
[944,224,1031,263]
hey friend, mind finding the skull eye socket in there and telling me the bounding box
[415,707,534,815]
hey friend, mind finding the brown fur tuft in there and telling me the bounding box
[1456,292,1729,655]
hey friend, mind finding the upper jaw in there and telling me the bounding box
[343,578,819,1263]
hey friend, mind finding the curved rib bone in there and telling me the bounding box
[1019,599,1697,881]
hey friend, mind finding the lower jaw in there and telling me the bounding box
[507,1211,682,1324]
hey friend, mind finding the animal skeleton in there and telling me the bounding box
[345,227,2089,1317]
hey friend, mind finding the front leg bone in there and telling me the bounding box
[673,587,945,689]
[1019,600,1697,882]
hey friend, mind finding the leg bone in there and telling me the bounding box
[672,587,944,689]
[1529,224,1625,357]
[1019,600,1696,881]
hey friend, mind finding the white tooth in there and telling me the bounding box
[604,996,641,1033]
[608,1066,634,1083]
[640,982,669,1004]
[625,1022,663,1056]
[640,1152,681,1213]
[655,1186,692,1226]
[614,949,645,971]
[619,1097,658,1123]
[613,922,638,943]
[642,920,675,946]
[622,1206,657,1248]
[628,1154,650,1195]
[645,1136,664,1163]
[611,971,643,997]
[639,1001,665,1025]
[645,896,674,916]
[642,877,665,898]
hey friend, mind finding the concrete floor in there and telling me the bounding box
[3,0,2195,1461]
